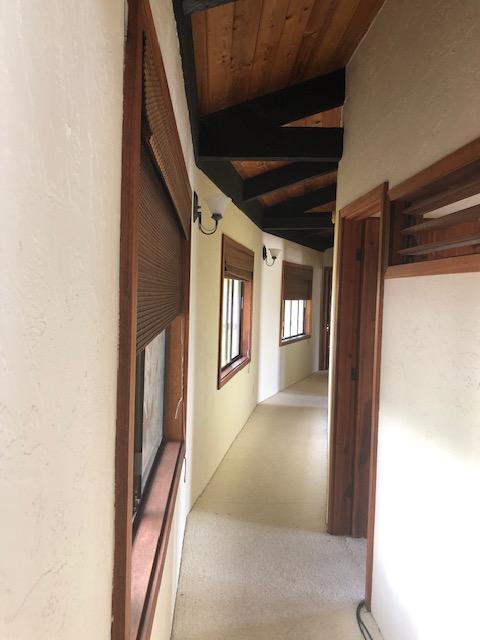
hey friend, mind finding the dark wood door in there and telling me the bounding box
[328,217,380,538]
[320,267,333,370]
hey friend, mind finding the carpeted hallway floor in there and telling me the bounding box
[171,372,383,640]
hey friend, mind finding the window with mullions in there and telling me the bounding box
[133,329,167,515]
[218,235,254,388]
[280,261,313,345]
[282,299,307,340]
[221,278,244,368]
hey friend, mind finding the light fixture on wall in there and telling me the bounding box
[193,191,231,235]
[262,245,280,267]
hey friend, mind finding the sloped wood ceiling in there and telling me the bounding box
[192,0,384,115]
[176,0,386,251]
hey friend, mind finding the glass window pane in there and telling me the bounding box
[221,278,230,368]
[291,299,299,336]
[222,278,245,368]
[142,330,166,490]
[298,300,305,335]
[283,300,291,338]
[231,280,242,360]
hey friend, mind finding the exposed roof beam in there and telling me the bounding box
[263,184,337,218]
[199,127,343,162]
[197,159,264,227]
[183,0,235,14]
[262,215,333,231]
[243,162,337,201]
[201,69,345,127]
[267,230,333,252]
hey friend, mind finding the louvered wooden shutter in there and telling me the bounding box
[283,262,313,300]
[222,235,254,281]
[136,146,184,352]
[143,34,191,238]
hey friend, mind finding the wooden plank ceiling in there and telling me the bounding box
[179,0,386,252]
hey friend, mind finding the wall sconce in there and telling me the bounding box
[262,245,280,267]
[193,191,231,235]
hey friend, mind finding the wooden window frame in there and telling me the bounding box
[217,235,253,389]
[112,2,191,640]
[279,261,313,347]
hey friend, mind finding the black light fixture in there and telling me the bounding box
[193,191,231,235]
[262,245,280,266]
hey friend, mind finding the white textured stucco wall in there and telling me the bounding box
[0,2,124,639]
[375,275,480,640]
[335,1,480,638]
[338,0,480,210]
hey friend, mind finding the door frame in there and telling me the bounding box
[327,183,389,608]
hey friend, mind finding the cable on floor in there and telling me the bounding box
[356,600,374,640]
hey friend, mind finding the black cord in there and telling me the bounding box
[356,600,374,640]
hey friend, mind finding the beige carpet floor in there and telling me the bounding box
[171,373,383,640]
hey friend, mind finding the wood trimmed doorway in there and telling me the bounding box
[327,184,389,608]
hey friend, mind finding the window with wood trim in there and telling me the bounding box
[280,261,313,345]
[388,153,480,270]
[113,3,191,640]
[218,235,254,389]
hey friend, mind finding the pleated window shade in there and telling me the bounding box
[283,262,313,300]
[222,235,254,281]
[137,146,184,352]
[143,34,191,239]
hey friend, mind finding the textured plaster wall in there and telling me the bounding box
[334,1,480,638]
[0,2,124,639]
[375,275,480,640]
[337,0,480,210]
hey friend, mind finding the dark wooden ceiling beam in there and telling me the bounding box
[262,214,333,231]
[267,230,333,251]
[201,69,345,127]
[199,127,343,162]
[263,184,337,218]
[197,159,264,227]
[183,0,235,14]
[243,162,337,201]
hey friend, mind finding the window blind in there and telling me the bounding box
[143,34,191,239]
[283,262,313,300]
[136,146,184,352]
[222,235,254,281]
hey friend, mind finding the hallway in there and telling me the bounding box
[171,373,382,640]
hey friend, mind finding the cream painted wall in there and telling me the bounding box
[258,235,323,403]
[335,1,480,638]
[0,2,124,639]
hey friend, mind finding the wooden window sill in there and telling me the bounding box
[280,334,311,347]
[218,355,250,389]
[130,440,185,640]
